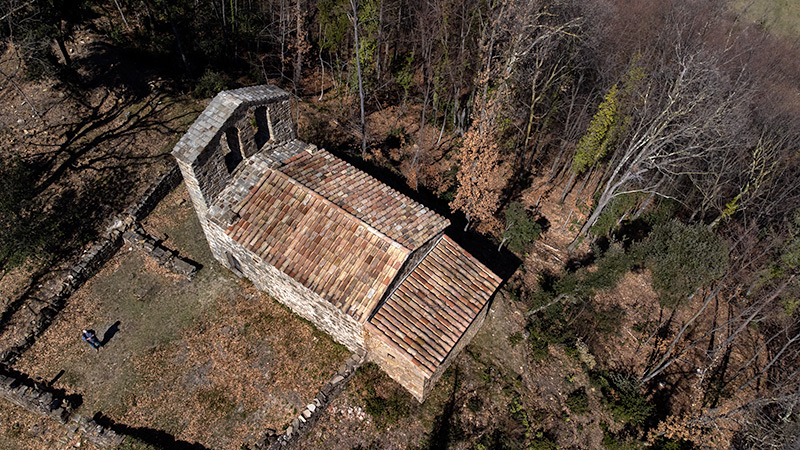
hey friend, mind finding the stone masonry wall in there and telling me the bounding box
[0,366,124,448]
[0,367,72,423]
[364,323,427,401]
[253,352,364,450]
[177,92,295,222]
[122,226,198,280]
[192,138,232,209]
[423,300,491,398]
[205,222,366,353]
[262,99,294,143]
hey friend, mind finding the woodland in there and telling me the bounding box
[1,0,799,449]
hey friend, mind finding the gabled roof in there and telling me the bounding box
[367,236,502,376]
[280,151,450,250]
[225,169,409,322]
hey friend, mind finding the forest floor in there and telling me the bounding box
[8,185,349,450]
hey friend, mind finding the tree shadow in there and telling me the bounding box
[29,90,194,198]
[427,368,463,450]
[93,412,211,450]
[612,217,653,249]
[564,250,596,272]
[535,215,551,234]
[101,321,121,346]
[0,266,56,334]
[48,369,65,386]
[647,377,683,426]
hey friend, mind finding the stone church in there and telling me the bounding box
[172,85,502,401]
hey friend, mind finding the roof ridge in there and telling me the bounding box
[269,168,411,254]
[278,149,450,249]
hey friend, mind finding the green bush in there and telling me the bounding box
[530,432,558,450]
[503,202,542,253]
[193,69,228,99]
[467,395,484,413]
[583,244,634,293]
[601,426,645,450]
[648,437,694,450]
[593,372,654,426]
[566,387,590,415]
[634,220,728,307]
[590,193,640,237]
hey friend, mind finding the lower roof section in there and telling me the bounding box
[368,235,502,376]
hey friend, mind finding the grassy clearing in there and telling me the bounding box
[732,0,800,38]
[13,186,350,450]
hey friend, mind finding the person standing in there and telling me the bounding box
[81,329,102,352]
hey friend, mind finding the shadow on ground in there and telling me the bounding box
[94,412,211,450]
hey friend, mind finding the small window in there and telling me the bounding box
[254,106,272,148]
[223,127,243,173]
[225,251,242,274]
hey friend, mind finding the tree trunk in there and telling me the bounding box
[559,170,577,204]
[113,0,130,30]
[350,0,367,158]
[55,20,71,66]
[294,0,304,94]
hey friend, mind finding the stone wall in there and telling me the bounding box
[124,165,183,222]
[0,366,72,423]
[0,165,182,365]
[206,223,367,353]
[191,139,233,210]
[175,87,295,225]
[261,99,294,143]
[122,226,198,280]
[0,366,123,448]
[65,414,125,448]
[364,323,427,401]
[253,352,363,450]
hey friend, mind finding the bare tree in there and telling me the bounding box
[569,47,750,250]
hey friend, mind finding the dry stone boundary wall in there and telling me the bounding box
[253,352,364,450]
[0,165,181,365]
[122,225,198,280]
[0,166,182,447]
[0,365,124,447]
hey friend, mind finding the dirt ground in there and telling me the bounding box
[10,185,350,450]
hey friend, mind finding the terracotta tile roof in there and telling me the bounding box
[226,170,409,322]
[368,236,502,376]
[279,150,450,250]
